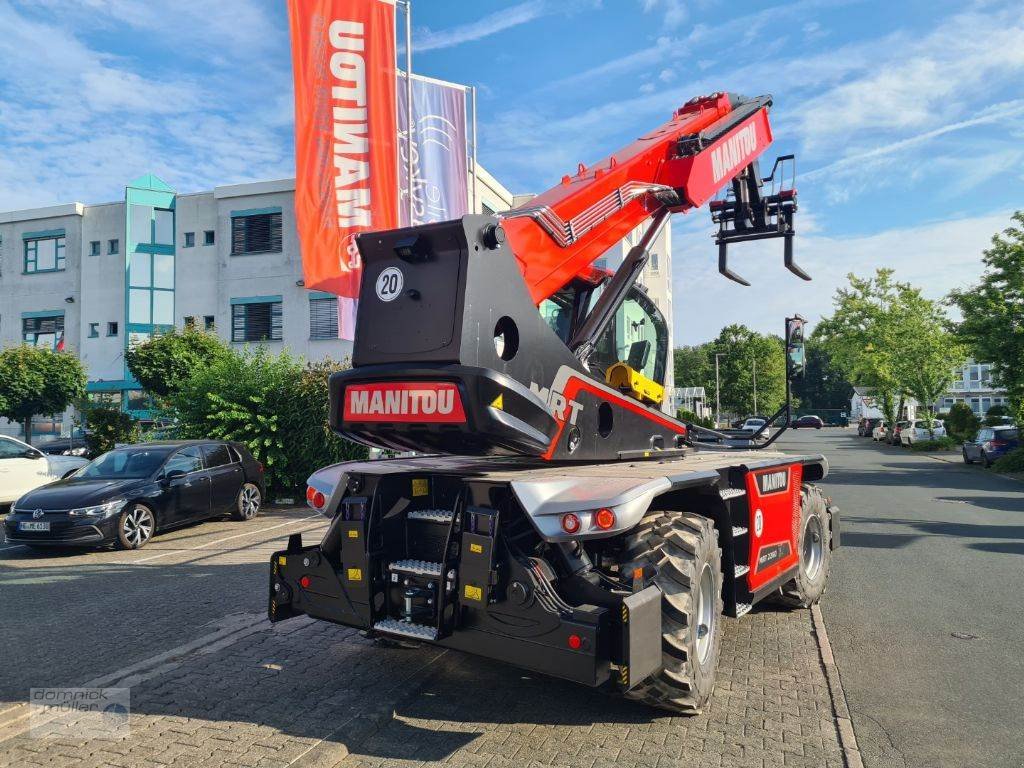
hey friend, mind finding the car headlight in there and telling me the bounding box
[68,499,126,518]
[64,447,88,456]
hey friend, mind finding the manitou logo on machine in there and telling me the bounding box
[343,383,467,423]
[328,20,372,228]
[755,469,789,495]
[711,123,759,184]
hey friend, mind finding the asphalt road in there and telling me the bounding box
[786,427,1024,768]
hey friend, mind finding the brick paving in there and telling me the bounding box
[0,605,846,768]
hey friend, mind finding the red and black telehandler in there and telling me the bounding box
[269,92,839,713]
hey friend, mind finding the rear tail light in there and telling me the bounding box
[990,440,1007,448]
[306,486,316,503]
[593,507,616,530]
[561,513,581,534]
[306,486,326,510]
[299,575,311,589]
[567,634,582,650]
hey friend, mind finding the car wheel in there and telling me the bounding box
[963,449,973,464]
[233,483,262,521]
[116,504,155,550]
[982,452,991,468]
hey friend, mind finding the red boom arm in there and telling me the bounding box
[501,93,777,303]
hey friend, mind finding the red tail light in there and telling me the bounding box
[593,508,616,530]
[567,634,582,650]
[299,575,311,589]
[990,440,1007,448]
[306,486,316,503]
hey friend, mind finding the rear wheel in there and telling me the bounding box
[233,483,262,521]
[618,510,723,714]
[775,485,831,607]
[981,451,991,468]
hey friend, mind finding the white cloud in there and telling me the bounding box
[658,67,675,83]
[641,0,688,29]
[670,212,1013,344]
[414,1,547,52]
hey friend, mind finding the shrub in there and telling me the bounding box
[983,404,1011,425]
[83,407,140,457]
[169,347,367,497]
[944,402,980,443]
[677,408,715,429]
[992,448,1024,473]
[908,437,958,452]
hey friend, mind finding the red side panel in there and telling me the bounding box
[745,463,802,592]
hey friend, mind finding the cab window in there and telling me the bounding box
[588,287,668,384]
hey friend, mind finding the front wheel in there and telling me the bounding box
[963,449,973,464]
[233,483,262,521]
[619,510,723,714]
[775,485,832,607]
[116,504,155,550]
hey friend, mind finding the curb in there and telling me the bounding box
[812,603,864,768]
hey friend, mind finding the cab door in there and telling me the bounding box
[0,437,51,504]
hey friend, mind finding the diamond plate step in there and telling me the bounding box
[732,525,748,537]
[719,488,746,500]
[735,602,752,617]
[734,564,750,578]
[407,509,454,524]
[373,619,438,641]
[388,559,443,577]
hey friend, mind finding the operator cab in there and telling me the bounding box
[539,279,669,406]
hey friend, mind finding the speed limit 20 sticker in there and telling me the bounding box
[375,267,404,302]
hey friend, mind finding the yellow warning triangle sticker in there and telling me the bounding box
[490,393,503,410]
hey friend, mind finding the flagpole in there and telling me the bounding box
[404,0,413,226]
[471,85,478,214]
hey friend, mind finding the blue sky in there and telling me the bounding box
[1,0,1022,343]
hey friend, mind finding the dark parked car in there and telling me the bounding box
[4,440,264,551]
[35,428,89,456]
[793,415,824,429]
[963,426,1019,467]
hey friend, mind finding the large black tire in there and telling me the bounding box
[618,510,723,714]
[775,484,832,607]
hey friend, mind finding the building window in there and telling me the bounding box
[204,315,215,331]
[649,252,660,272]
[24,236,66,273]
[23,314,64,347]
[154,209,174,245]
[309,296,339,340]
[108,239,119,255]
[184,232,195,248]
[89,240,101,256]
[88,323,99,338]
[231,212,282,255]
[184,316,196,328]
[107,322,118,337]
[203,230,215,246]
[231,299,282,342]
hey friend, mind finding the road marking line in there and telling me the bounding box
[119,515,324,564]
[812,602,864,768]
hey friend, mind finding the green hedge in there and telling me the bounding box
[992,448,1024,473]
[908,437,958,452]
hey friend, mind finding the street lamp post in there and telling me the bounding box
[714,353,725,427]
[753,358,758,415]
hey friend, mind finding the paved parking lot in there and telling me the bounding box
[0,502,851,768]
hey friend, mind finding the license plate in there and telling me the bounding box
[20,521,50,532]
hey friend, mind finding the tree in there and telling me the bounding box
[706,325,786,417]
[0,346,86,445]
[816,269,964,438]
[125,327,230,400]
[983,404,1010,425]
[791,337,853,410]
[673,345,712,390]
[945,402,980,443]
[949,212,1024,424]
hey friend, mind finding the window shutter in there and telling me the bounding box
[232,301,282,342]
[309,297,339,340]
[231,213,282,255]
